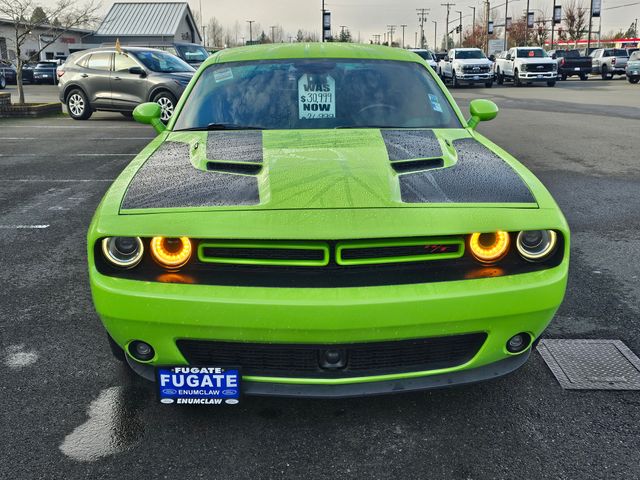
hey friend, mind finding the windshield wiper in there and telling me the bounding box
[176,123,264,131]
[334,125,418,129]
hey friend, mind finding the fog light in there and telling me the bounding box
[150,236,192,269]
[506,333,530,353]
[469,231,510,264]
[128,340,155,361]
[101,237,144,268]
[319,349,347,369]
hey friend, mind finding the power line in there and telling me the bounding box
[417,8,431,49]
[441,3,456,50]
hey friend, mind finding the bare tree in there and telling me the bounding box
[532,14,550,47]
[0,0,100,104]
[206,17,224,47]
[563,0,588,45]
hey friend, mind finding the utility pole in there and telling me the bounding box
[469,6,476,47]
[415,31,418,48]
[417,8,431,49]
[246,20,255,44]
[199,0,205,46]
[401,24,407,48]
[587,0,593,50]
[455,10,463,47]
[322,0,325,42]
[524,0,529,46]
[550,0,556,50]
[433,20,437,50]
[387,24,396,46]
[504,0,509,51]
[441,3,456,50]
[270,25,277,42]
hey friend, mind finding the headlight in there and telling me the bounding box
[468,231,510,264]
[516,230,557,261]
[552,63,557,70]
[101,237,144,268]
[520,64,527,72]
[150,236,192,269]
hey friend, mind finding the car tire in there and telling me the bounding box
[514,69,522,87]
[580,74,588,81]
[496,69,504,85]
[66,88,92,120]
[485,80,493,88]
[629,77,640,84]
[547,80,556,87]
[451,70,459,88]
[0,76,5,89]
[152,91,177,123]
[601,65,610,80]
[107,335,126,362]
[560,73,567,81]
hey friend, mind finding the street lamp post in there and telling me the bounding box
[433,20,437,50]
[468,6,476,46]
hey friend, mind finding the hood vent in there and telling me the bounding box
[206,161,262,175]
[391,158,444,174]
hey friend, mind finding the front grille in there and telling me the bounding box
[201,246,325,261]
[463,65,491,73]
[339,243,461,261]
[198,241,329,266]
[176,333,487,378]
[526,63,554,72]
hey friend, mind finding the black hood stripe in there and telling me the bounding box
[381,130,443,161]
[399,138,535,204]
[206,131,263,163]
[121,142,259,210]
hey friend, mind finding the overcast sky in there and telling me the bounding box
[47,0,640,46]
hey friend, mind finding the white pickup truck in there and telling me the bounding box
[494,47,558,87]
[438,48,494,88]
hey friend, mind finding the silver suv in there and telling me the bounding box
[58,47,195,121]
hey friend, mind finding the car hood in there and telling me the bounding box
[453,59,492,65]
[115,128,541,214]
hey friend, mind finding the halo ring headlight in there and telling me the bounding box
[469,231,510,264]
[101,237,144,268]
[150,236,192,269]
[516,230,557,261]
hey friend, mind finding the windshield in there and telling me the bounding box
[558,50,580,58]
[456,50,486,59]
[176,44,209,64]
[517,48,546,58]
[130,50,194,73]
[412,51,434,61]
[173,59,460,131]
[605,49,629,57]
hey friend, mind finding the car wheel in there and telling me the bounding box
[66,89,92,120]
[451,70,459,88]
[0,76,5,89]
[496,69,504,85]
[547,80,556,87]
[514,69,522,87]
[601,65,609,80]
[560,73,567,81]
[629,77,640,84]
[152,91,177,123]
[485,80,493,88]
[580,74,588,81]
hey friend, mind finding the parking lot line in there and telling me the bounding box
[0,179,115,182]
[0,224,49,229]
[0,153,137,157]
[0,137,151,140]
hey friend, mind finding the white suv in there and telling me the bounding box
[438,48,494,88]
[495,47,557,87]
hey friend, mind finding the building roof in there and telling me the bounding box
[94,2,200,40]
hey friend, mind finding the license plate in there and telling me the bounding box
[574,67,580,71]
[42,74,50,77]
[157,366,241,405]
[473,75,479,80]
[538,74,543,78]
[633,71,639,75]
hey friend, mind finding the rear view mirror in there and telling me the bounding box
[467,99,499,130]
[506,53,512,61]
[129,66,146,77]
[551,53,557,59]
[444,55,450,62]
[133,102,165,133]
[489,54,496,62]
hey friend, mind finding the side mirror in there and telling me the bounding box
[133,102,165,133]
[444,55,450,62]
[467,99,499,130]
[129,66,146,77]
[551,53,557,59]
[488,54,496,62]
[506,53,512,61]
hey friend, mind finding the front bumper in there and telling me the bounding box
[92,260,567,395]
[517,72,556,81]
[456,73,493,83]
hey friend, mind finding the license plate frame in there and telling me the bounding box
[156,366,241,405]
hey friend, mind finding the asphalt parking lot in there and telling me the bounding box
[1,79,640,479]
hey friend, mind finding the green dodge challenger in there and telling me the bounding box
[88,43,569,401]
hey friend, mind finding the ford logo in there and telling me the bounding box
[222,389,237,396]
[163,388,177,395]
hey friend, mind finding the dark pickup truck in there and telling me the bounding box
[548,49,591,80]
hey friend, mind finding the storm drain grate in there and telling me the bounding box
[537,339,640,390]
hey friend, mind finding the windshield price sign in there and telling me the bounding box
[298,74,336,119]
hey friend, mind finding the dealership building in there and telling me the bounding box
[0,2,201,63]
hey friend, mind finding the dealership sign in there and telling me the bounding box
[591,0,601,17]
